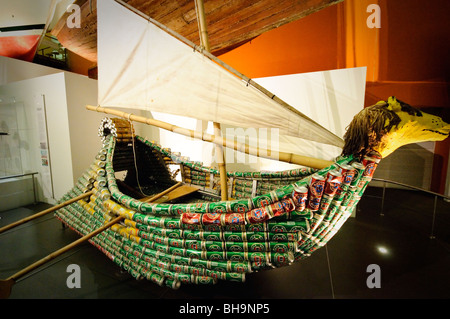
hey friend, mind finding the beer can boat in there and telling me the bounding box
[16,0,447,294]
[54,118,376,289]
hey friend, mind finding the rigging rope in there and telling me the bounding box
[128,118,150,197]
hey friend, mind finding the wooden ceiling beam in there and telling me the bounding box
[51,0,343,63]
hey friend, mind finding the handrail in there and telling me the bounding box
[370,177,450,239]
[0,172,38,181]
[371,177,450,200]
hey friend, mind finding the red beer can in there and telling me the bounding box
[246,207,271,223]
[292,186,308,211]
[278,198,295,215]
[337,163,356,186]
[224,213,246,225]
[308,173,325,211]
[323,170,343,197]
[180,212,201,225]
[269,201,285,217]
[201,212,221,225]
[362,156,379,178]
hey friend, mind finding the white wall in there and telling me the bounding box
[0,101,23,176]
[64,72,103,180]
[0,73,72,204]
[0,56,61,85]
[0,59,100,208]
[0,0,53,28]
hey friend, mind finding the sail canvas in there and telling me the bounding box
[151,66,366,168]
[97,0,348,149]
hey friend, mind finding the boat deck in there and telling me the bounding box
[1,186,449,300]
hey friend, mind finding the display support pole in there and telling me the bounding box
[195,0,228,201]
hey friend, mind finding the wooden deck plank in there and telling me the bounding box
[140,184,199,203]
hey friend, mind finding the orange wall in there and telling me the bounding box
[379,0,450,83]
[219,3,341,78]
[219,0,450,104]
[219,0,450,193]
[66,49,95,76]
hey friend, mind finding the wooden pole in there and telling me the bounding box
[0,183,183,299]
[0,191,93,235]
[142,182,182,203]
[0,215,124,299]
[195,0,228,201]
[195,0,210,52]
[214,122,229,201]
[87,105,333,169]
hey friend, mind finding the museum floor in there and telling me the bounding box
[1,186,449,301]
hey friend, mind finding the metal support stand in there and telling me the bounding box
[32,173,37,205]
[429,195,438,240]
[372,178,449,241]
[380,181,386,216]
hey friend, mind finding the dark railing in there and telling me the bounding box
[371,177,450,239]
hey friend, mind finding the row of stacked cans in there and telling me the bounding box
[291,153,381,217]
[179,156,380,229]
[180,197,296,227]
[292,154,381,256]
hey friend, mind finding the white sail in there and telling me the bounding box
[97,0,351,148]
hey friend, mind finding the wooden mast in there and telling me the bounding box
[195,0,228,201]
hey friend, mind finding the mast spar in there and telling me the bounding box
[195,0,228,201]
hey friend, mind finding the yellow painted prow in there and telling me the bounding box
[342,96,450,159]
[373,97,450,157]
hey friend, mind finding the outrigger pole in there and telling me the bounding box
[0,184,181,299]
[0,191,93,235]
[0,215,124,299]
[195,0,228,201]
[86,105,333,170]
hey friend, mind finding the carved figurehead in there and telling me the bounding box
[342,96,450,160]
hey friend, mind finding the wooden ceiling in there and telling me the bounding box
[51,0,343,63]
